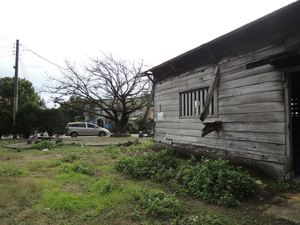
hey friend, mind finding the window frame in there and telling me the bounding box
[179,87,218,118]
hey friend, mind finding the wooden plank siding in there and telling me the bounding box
[154,45,287,166]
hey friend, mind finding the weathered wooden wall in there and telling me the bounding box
[154,43,289,178]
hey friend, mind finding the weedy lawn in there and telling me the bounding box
[0,139,298,225]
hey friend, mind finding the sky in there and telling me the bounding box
[0,0,296,107]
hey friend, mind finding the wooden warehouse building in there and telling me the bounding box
[144,1,300,179]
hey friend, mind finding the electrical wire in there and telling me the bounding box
[20,44,68,72]
[0,44,14,60]
[0,44,13,50]
[0,54,13,57]
[0,49,13,53]
[19,53,27,79]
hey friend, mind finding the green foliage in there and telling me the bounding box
[125,120,139,133]
[0,77,43,110]
[57,95,86,122]
[16,104,41,138]
[126,117,154,134]
[138,190,182,219]
[135,117,154,132]
[72,163,95,175]
[176,158,256,207]
[0,108,12,138]
[0,77,43,138]
[187,212,235,225]
[31,140,55,150]
[116,151,256,207]
[38,108,66,135]
[115,149,177,181]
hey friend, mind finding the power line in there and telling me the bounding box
[19,54,27,78]
[0,44,13,50]
[0,49,14,54]
[20,44,68,72]
[0,44,14,60]
[0,52,13,56]
[0,48,13,53]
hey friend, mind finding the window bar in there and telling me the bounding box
[188,92,190,116]
[195,90,199,115]
[191,91,193,116]
[181,93,184,116]
[184,93,188,116]
[199,89,203,115]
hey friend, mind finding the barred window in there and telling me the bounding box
[179,87,216,117]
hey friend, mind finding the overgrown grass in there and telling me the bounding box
[0,164,27,176]
[37,177,139,216]
[0,139,297,225]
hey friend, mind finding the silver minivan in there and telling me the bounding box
[65,122,110,137]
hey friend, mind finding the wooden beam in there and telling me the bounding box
[200,65,220,121]
[201,121,222,137]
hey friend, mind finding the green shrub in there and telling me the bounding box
[139,190,182,219]
[31,140,55,150]
[72,163,95,176]
[176,158,256,207]
[115,149,177,181]
[116,151,256,207]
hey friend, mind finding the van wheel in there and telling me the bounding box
[98,131,106,137]
[71,132,78,138]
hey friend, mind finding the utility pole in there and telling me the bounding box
[13,39,19,138]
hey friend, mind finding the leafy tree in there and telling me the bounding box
[0,77,43,109]
[56,96,85,123]
[0,109,12,138]
[15,104,41,138]
[38,108,65,136]
[0,77,43,138]
[50,54,150,134]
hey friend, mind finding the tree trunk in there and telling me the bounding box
[114,115,129,134]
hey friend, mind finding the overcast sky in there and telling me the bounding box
[0,0,296,106]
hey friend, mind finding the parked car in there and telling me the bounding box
[65,122,110,137]
[138,129,154,138]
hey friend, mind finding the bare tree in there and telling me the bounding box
[49,54,150,134]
